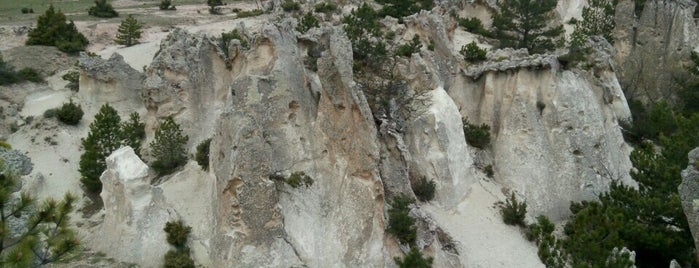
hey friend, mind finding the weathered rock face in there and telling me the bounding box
[0,147,32,175]
[614,0,699,102]
[142,28,232,148]
[679,147,699,262]
[92,146,216,267]
[78,53,145,117]
[449,45,633,219]
[208,23,388,267]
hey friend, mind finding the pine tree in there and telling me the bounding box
[0,162,79,266]
[115,15,143,47]
[79,104,123,193]
[121,112,145,156]
[571,0,615,48]
[491,0,564,54]
[26,5,89,53]
[150,117,189,175]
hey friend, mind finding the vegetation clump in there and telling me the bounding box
[499,192,527,227]
[387,195,417,245]
[396,35,422,57]
[0,57,43,85]
[376,0,433,19]
[62,71,80,91]
[297,12,319,34]
[462,118,491,149]
[394,247,434,268]
[21,7,35,14]
[195,138,212,171]
[26,5,89,53]
[491,0,563,54]
[207,0,223,14]
[88,0,119,18]
[281,0,301,12]
[411,177,436,202]
[236,9,264,18]
[150,116,189,175]
[457,17,491,37]
[80,105,144,193]
[460,41,487,63]
[278,171,313,188]
[163,220,195,268]
[115,15,143,47]
[0,162,80,266]
[56,100,84,125]
[159,0,176,10]
[314,2,337,14]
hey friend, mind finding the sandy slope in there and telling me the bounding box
[425,178,544,268]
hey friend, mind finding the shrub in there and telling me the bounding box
[0,141,11,149]
[236,9,263,18]
[164,249,195,268]
[21,8,34,14]
[377,0,433,19]
[150,116,189,175]
[56,100,84,125]
[411,177,435,202]
[394,247,434,268]
[460,41,487,63]
[164,220,192,248]
[387,195,417,245]
[285,171,313,188]
[115,15,143,47]
[208,0,223,14]
[195,138,211,171]
[221,29,249,51]
[163,220,195,268]
[463,118,490,149]
[314,2,337,13]
[88,0,119,18]
[159,0,176,10]
[26,5,89,53]
[500,192,527,227]
[427,39,435,51]
[458,17,490,37]
[18,68,42,83]
[395,35,422,57]
[281,0,301,12]
[297,12,319,34]
[62,71,80,91]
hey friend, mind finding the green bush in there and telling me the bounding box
[21,8,34,14]
[150,116,189,175]
[221,29,249,51]
[387,195,417,245]
[237,9,263,18]
[56,100,84,125]
[395,35,422,57]
[285,171,313,188]
[281,0,301,12]
[88,0,119,18]
[26,5,89,53]
[18,68,42,83]
[460,41,487,63]
[163,220,195,268]
[500,192,527,227]
[297,12,319,34]
[394,247,433,268]
[463,118,490,149]
[207,0,223,14]
[411,177,435,202]
[164,220,192,248]
[195,138,211,171]
[457,17,491,37]
[43,108,57,118]
[377,0,433,19]
[164,249,195,268]
[159,0,176,10]
[314,2,337,13]
[0,141,11,150]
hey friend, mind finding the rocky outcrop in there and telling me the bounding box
[78,53,145,113]
[208,23,388,267]
[679,147,699,262]
[92,147,216,267]
[614,0,699,102]
[1,45,75,77]
[0,147,32,175]
[448,42,633,219]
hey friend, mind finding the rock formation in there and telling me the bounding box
[679,147,699,262]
